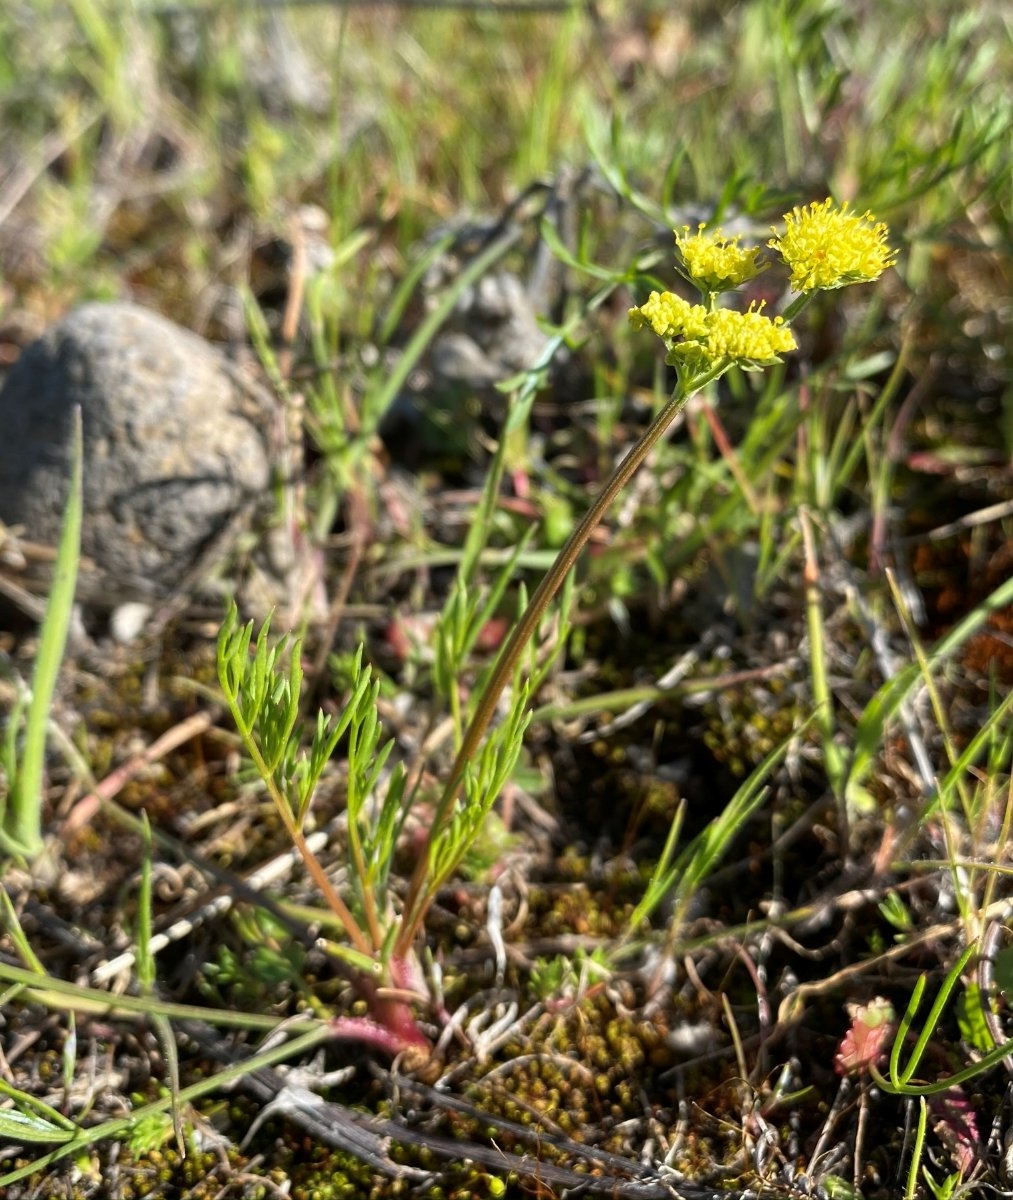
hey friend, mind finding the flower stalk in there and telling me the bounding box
[217,197,895,1053]
[395,363,724,954]
[399,198,895,957]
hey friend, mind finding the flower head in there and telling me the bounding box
[703,304,796,365]
[629,293,796,374]
[676,224,767,294]
[770,198,896,292]
[628,291,710,342]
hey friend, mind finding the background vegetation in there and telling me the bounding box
[0,1,1011,1197]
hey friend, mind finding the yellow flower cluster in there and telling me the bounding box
[630,203,894,371]
[770,198,897,292]
[629,291,709,341]
[676,224,767,293]
[705,306,796,362]
[629,291,796,372]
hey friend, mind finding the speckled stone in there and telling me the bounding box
[0,301,272,605]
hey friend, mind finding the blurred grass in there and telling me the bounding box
[3,3,1007,319]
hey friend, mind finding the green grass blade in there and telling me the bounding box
[3,406,82,859]
[847,572,1013,799]
[0,883,47,974]
[0,1023,333,1187]
[905,1097,928,1200]
[0,1076,80,1143]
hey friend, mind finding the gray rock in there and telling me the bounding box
[428,270,550,395]
[0,302,272,606]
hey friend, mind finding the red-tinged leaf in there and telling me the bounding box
[931,1087,981,1175]
[834,997,896,1076]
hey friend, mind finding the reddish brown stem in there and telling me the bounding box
[395,368,723,959]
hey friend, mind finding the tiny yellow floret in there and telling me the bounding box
[770,198,896,292]
[676,224,767,293]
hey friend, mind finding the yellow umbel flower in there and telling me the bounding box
[676,225,767,294]
[629,294,796,373]
[628,291,710,341]
[770,198,897,292]
[703,304,796,365]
